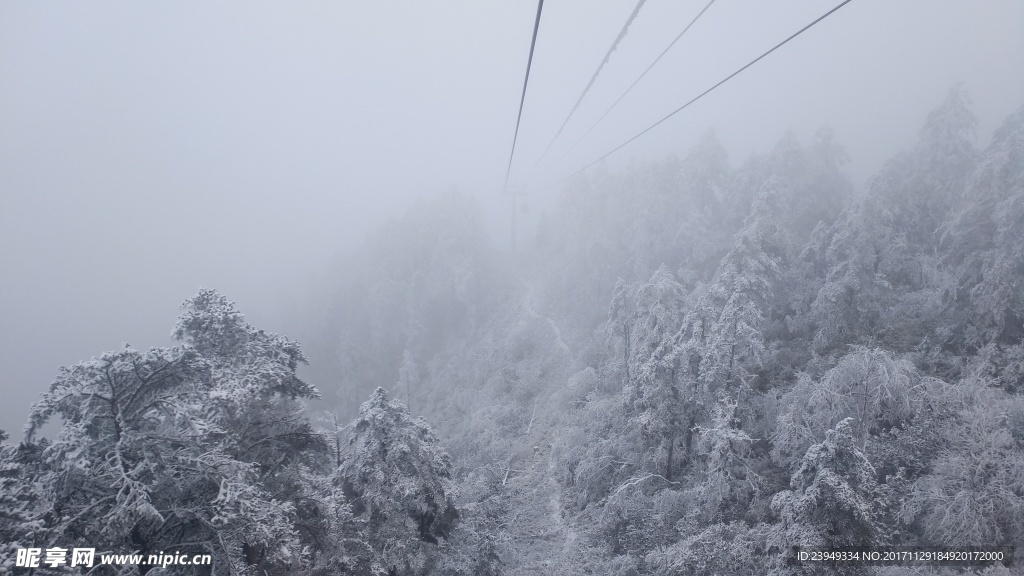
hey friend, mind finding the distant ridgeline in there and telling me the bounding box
[4,86,1024,575]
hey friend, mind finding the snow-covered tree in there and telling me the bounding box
[771,419,878,575]
[0,436,49,573]
[337,387,458,576]
[943,105,1024,360]
[12,290,326,575]
[647,521,769,576]
[918,83,979,204]
[902,385,1024,548]
[772,347,927,468]
[20,345,293,574]
[686,401,763,524]
[173,289,328,572]
[676,174,793,404]
[610,267,688,481]
[808,86,978,355]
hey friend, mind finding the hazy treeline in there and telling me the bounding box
[3,86,1023,575]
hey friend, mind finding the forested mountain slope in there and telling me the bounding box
[3,87,1023,575]
[296,86,1024,575]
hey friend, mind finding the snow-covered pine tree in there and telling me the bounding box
[809,86,978,355]
[613,266,688,482]
[677,174,792,405]
[337,387,458,576]
[943,105,1024,385]
[770,418,878,575]
[0,433,49,573]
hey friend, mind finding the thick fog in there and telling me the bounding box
[3,1,1021,434]
[5,2,1024,573]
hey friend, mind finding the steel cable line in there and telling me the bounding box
[504,0,546,192]
[556,0,716,164]
[533,0,650,167]
[552,0,855,186]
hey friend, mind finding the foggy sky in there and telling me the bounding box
[2,0,1022,436]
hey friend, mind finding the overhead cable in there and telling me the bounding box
[534,0,650,166]
[504,0,546,192]
[561,0,716,160]
[557,0,855,184]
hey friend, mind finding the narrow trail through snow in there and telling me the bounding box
[523,282,571,357]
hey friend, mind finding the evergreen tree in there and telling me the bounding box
[615,266,688,481]
[676,174,793,407]
[337,387,459,576]
[944,105,1024,363]
[809,86,978,355]
[771,419,878,575]
[0,435,49,573]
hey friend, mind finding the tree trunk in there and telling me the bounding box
[623,325,631,384]
[683,419,695,465]
[665,434,675,482]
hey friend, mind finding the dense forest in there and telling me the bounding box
[3,87,1024,575]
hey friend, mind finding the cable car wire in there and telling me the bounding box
[559,0,715,162]
[554,0,855,185]
[504,0,546,192]
[534,0,650,167]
